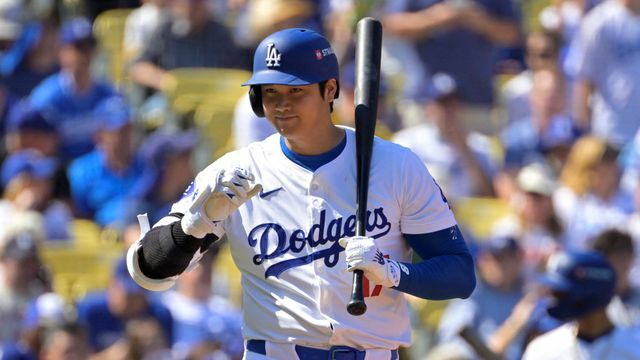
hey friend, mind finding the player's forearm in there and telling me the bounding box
[394,227,476,299]
[394,252,475,299]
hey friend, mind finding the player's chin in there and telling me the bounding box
[272,118,299,133]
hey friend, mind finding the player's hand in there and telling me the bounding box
[205,167,262,221]
[339,236,401,288]
[181,168,262,238]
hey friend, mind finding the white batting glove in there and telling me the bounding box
[181,168,262,238]
[339,236,402,288]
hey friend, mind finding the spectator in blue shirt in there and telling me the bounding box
[129,129,197,225]
[0,150,71,240]
[67,97,144,228]
[383,0,521,135]
[0,20,60,99]
[75,257,173,353]
[4,101,59,157]
[29,17,118,161]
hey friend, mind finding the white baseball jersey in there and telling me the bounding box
[570,0,640,146]
[522,323,640,359]
[169,127,456,349]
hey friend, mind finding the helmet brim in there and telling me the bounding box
[537,273,573,292]
[242,69,318,87]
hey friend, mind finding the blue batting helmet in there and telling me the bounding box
[243,28,339,117]
[540,251,616,320]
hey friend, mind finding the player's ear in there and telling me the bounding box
[324,79,339,101]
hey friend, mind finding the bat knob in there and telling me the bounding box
[347,299,367,316]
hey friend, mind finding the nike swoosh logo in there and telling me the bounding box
[259,187,283,199]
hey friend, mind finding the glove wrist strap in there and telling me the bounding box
[386,260,402,288]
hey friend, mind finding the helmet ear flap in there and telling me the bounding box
[249,86,265,117]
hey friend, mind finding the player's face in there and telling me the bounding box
[261,81,336,139]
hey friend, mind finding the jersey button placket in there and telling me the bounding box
[309,180,324,274]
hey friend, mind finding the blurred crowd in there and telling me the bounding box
[0,0,640,359]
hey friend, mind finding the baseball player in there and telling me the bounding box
[126,28,476,359]
[522,251,640,359]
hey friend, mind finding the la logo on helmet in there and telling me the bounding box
[265,43,281,67]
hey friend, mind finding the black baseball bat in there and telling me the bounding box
[347,17,383,316]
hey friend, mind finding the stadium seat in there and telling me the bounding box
[41,240,124,302]
[453,197,513,240]
[193,94,245,160]
[164,68,251,116]
[93,8,133,85]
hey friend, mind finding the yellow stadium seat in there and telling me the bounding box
[453,197,513,240]
[164,68,251,116]
[193,95,244,160]
[41,243,124,302]
[93,9,133,85]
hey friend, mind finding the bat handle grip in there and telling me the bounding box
[347,270,367,315]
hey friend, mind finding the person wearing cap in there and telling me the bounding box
[503,162,565,277]
[159,247,244,359]
[128,129,198,225]
[522,251,640,359]
[500,69,580,174]
[0,19,60,99]
[392,72,498,201]
[0,149,71,240]
[4,100,59,157]
[437,235,529,359]
[75,257,173,353]
[127,28,475,359]
[0,228,49,342]
[67,96,144,228]
[28,17,118,161]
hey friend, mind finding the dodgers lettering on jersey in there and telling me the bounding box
[170,127,457,350]
[249,207,391,278]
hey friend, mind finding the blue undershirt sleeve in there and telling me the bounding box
[393,225,476,300]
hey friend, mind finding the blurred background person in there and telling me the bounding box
[3,101,59,158]
[28,17,118,162]
[393,73,497,202]
[0,150,71,240]
[436,235,527,360]
[160,247,243,360]
[129,0,248,94]
[130,129,198,225]
[383,0,521,135]
[510,163,565,276]
[0,226,48,342]
[499,31,563,127]
[569,0,640,148]
[522,251,640,359]
[0,18,59,100]
[591,228,640,328]
[555,136,633,251]
[122,0,169,63]
[90,317,173,360]
[500,68,578,176]
[38,322,91,360]
[67,96,143,229]
[75,257,173,355]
